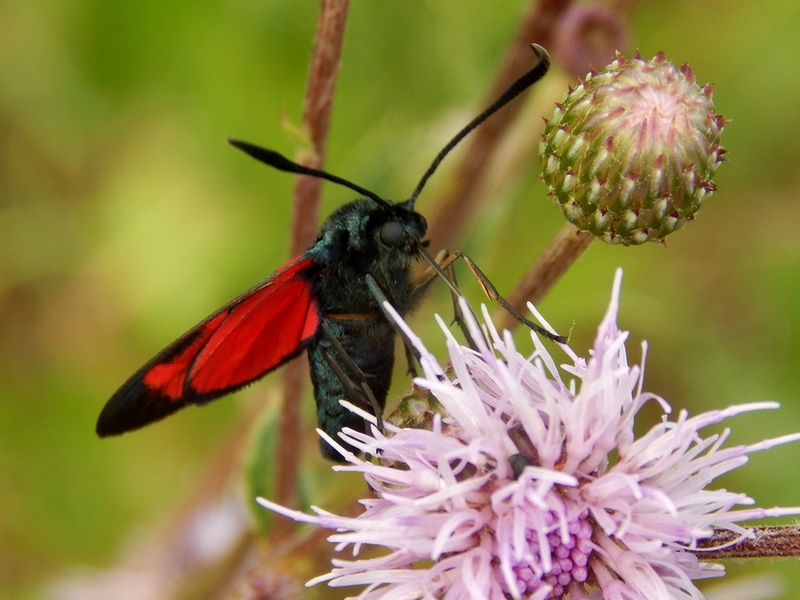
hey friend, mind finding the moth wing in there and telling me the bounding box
[96,257,320,436]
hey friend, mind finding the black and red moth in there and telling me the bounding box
[97,45,553,459]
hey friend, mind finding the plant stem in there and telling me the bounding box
[497,223,593,330]
[277,0,350,538]
[425,0,574,255]
[694,526,800,559]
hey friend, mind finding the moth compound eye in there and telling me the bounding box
[417,214,428,235]
[380,221,407,247]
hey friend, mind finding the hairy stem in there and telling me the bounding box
[277,0,350,537]
[694,526,800,559]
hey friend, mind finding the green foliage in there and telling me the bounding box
[2,0,800,597]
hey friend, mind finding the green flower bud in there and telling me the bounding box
[540,51,726,245]
[387,386,445,431]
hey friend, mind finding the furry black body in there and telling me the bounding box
[96,45,553,461]
[301,198,427,458]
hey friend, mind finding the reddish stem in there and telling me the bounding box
[276,0,350,537]
[497,223,593,331]
[695,526,800,559]
[425,0,574,255]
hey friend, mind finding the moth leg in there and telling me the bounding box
[320,320,385,432]
[402,342,418,379]
[365,274,424,377]
[415,246,566,344]
[412,247,492,351]
[452,251,566,343]
[410,249,482,351]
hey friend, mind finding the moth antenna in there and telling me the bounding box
[228,139,392,208]
[407,43,551,208]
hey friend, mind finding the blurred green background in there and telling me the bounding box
[2,0,800,598]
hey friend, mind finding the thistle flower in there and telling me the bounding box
[259,270,800,599]
[540,52,727,245]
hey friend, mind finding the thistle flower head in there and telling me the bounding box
[259,271,800,599]
[540,52,727,245]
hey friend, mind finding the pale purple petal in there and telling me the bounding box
[258,268,800,599]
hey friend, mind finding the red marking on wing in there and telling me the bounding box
[142,257,319,399]
[143,312,228,400]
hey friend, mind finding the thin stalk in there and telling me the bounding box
[425,0,574,255]
[694,526,800,559]
[276,0,350,537]
[497,223,593,331]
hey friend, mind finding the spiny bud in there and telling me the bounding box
[540,51,727,245]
